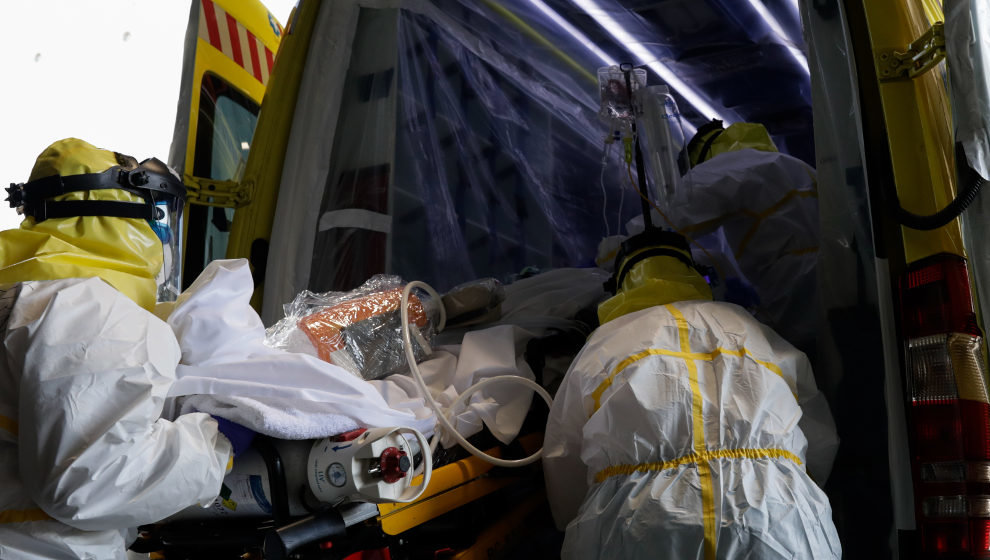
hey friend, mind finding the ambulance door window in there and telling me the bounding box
[184,72,260,288]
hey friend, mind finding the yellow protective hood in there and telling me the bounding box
[687,120,778,168]
[598,236,712,325]
[0,138,163,310]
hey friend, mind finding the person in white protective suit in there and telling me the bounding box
[0,139,236,559]
[666,120,820,356]
[543,229,841,559]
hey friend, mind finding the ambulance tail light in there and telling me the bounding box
[901,254,990,558]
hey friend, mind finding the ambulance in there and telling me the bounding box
[152,1,990,558]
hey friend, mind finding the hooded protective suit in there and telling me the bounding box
[671,148,820,355]
[0,139,232,559]
[543,237,840,559]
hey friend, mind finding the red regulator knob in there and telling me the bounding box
[379,446,410,483]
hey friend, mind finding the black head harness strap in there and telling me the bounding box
[6,160,185,222]
[604,230,700,294]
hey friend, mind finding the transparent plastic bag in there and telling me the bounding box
[636,85,690,214]
[266,275,438,381]
[441,277,504,328]
[598,65,647,131]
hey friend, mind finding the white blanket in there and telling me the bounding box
[374,324,536,447]
[164,260,433,438]
[164,259,546,444]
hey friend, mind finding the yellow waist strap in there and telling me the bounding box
[0,508,53,524]
[595,447,803,484]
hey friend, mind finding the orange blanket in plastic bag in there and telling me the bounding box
[298,287,429,364]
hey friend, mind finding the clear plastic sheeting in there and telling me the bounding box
[261,0,818,324]
[441,277,505,328]
[266,275,438,381]
[949,0,990,367]
[497,267,607,334]
[387,3,622,291]
[263,0,670,323]
[802,0,912,551]
[946,0,990,181]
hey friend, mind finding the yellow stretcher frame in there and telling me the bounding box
[377,434,543,536]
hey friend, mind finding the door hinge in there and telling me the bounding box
[184,175,252,208]
[877,22,945,82]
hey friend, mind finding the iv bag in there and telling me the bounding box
[598,66,647,131]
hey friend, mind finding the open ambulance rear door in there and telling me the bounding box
[169,0,282,289]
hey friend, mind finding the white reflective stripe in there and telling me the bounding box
[259,36,271,83]
[215,4,233,58]
[239,24,254,78]
[318,209,392,233]
[198,0,208,43]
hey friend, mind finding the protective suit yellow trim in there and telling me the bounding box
[678,187,818,260]
[716,347,783,378]
[790,246,819,256]
[586,304,806,557]
[598,253,712,325]
[593,447,804,483]
[0,139,163,310]
[0,414,15,435]
[737,189,818,258]
[590,346,791,413]
[667,304,717,560]
[668,303,691,353]
[595,248,619,269]
[688,122,778,167]
[680,209,758,235]
[679,188,817,235]
[0,508,53,524]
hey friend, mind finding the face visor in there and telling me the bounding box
[6,157,186,301]
[137,158,185,302]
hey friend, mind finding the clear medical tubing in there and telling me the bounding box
[401,281,554,467]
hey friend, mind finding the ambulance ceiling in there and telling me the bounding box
[537,0,816,164]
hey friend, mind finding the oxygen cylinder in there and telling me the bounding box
[309,426,431,504]
[171,426,431,520]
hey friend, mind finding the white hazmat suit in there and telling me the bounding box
[0,279,232,559]
[0,138,233,559]
[544,247,840,558]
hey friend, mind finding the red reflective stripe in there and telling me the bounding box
[265,47,274,74]
[247,30,263,82]
[225,13,243,67]
[202,0,222,50]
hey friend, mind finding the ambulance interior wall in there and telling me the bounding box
[305,3,639,294]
